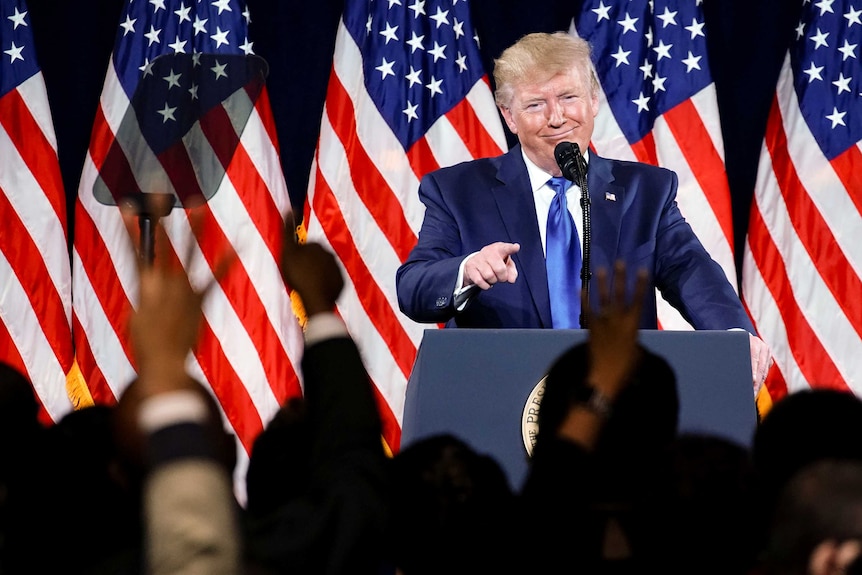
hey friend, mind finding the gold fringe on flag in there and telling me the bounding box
[288,222,309,330]
[65,358,95,410]
[756,385,773,421]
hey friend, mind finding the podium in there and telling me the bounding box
[401,329,757,490]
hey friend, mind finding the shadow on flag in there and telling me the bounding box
[93,52,268,210]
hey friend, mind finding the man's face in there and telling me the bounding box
[499,68,599,176]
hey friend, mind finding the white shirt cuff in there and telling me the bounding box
[305,312,348,345]
[138,390,210,433]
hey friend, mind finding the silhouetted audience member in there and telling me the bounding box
[111,195,244,575]
[112,195,391,574]
[52,405,143,574]
[525,341,679,574]
[661,432,760,575]
[751,388,862,557]
[0,362,42,506]
[521,263,679,574]
[241,234,392,574]
[3,402,143,575]
[0,362,41,439]
[753,388,862,487]
[758,459,862,575]
[244,397,311,519]
[387,433,521,575]
[113,373,240,575]
[2,363,141,574]
[0,362,50,574]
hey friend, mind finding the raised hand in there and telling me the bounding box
[583,260,649,399]
[279,218,344,318]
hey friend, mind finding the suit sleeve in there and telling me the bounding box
[649,170,755,333]
[396,171,466,324]
[145,422,240,575]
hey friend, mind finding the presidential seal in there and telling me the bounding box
[521,375,546,457]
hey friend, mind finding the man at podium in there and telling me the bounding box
[395,32,771,395]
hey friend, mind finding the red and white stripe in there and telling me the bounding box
[742,54,862,401]
[71,55,305,494]
[302,17,507,451]
[0,71,74,424]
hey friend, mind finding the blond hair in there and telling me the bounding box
[493,32,599,108]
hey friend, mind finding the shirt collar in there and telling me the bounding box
[520,146,590,193]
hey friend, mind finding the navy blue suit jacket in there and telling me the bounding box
[396,144,755,333]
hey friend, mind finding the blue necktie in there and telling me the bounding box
[546,177,581,328]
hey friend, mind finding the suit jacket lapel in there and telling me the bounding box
[586,154,625,274]
[492,145,553,328]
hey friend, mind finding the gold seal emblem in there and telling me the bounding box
[521,375,546,457]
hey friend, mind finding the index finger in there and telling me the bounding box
[500,242,520,256]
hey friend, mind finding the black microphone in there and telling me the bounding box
[554,141,583,182]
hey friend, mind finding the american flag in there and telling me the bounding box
[0,0,73,424]
[70,0,304,495]
[302,0,507,451]
[572,0,740,332]
[742,0,862,404]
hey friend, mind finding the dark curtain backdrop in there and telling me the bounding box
[27,0,802,282]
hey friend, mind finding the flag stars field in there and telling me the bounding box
[357,0,481,146]
[582,0,711,140]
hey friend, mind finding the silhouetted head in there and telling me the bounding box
[536,342,679,472]
[0,362,39,438]
[753,388,862,492]
[532,342,680,572]
[760,459,862,575]
[660,433,759,575]
[389,433,517,575]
